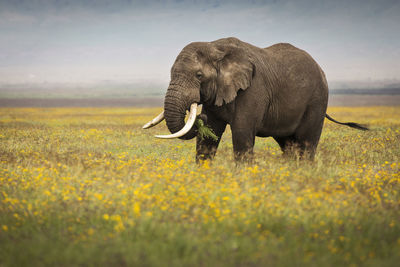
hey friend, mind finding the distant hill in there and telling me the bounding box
[0,82,165,99]
[328,79,400,90]
[1,81,399,99]
[330,88,400,95]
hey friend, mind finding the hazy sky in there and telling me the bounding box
[0,0,399,85]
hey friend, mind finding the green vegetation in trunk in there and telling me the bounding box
[195,118,218,141]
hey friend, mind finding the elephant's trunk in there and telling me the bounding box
[163,80,200,140]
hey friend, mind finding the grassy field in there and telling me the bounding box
[0,106,399,266]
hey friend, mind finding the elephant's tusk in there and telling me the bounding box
[155,103,198,139]
[142,111,165,129]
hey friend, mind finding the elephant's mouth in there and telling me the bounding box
[142,103,198,139]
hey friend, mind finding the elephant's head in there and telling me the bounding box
[143,37,255,139]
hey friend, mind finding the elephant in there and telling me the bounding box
[143,37,367,162]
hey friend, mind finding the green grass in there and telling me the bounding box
[0,106,399,266]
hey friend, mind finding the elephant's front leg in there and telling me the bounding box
[231,128,256,163]
[196,113,226,163]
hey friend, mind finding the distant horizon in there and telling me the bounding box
[1,78,399,90]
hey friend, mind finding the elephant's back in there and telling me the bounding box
[264,43,297,52]
[262,43,328,128]
[265,42,328,95]
[264,43,319,69]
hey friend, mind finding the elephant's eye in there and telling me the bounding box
[196,71,203,79]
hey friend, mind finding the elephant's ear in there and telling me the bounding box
[214,45,254,106]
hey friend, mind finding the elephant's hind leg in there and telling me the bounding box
[273,136,298,157]
[274,136,303,157]
[274,134,317,159]
[274,106,325,160]
[292,103,326,160]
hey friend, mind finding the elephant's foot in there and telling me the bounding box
[274,136,317,161]
[234,150,254,165]
[196,152,216,164]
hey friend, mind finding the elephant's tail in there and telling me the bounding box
[325,114,369,131]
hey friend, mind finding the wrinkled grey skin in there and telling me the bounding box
[163,37,362,162]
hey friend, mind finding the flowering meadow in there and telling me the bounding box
[0,106,399,266]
